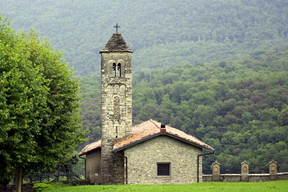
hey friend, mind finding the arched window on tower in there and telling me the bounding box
[112,63,116,77]
[117,63,121,77]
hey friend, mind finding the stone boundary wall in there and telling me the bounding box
[203,172,288,182]
[0,180,90,192]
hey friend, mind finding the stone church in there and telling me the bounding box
[79,30,214,185]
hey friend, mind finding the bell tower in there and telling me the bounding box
[99,27,133,184]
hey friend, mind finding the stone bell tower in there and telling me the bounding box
[99,26,133,184]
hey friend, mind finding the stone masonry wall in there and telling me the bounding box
[125,135,202,184]
[203,172,288,182]
[101,52,132,140]
[101,52,132,185]
[101,140,124,185]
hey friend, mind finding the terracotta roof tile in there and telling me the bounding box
[79,119,214,156]
[79,140,101,156]
[114,119,214,151]
[113,120,159,150]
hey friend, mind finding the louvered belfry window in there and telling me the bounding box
[157,163,170,176]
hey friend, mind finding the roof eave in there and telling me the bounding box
[99,50,133,53]
[166,133,215,152]
[113,132,215,153]
[113,133,161,152]
[78,146,101,156]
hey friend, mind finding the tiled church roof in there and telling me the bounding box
[79,140,101,156]
[99,32,133,53]
[79,119,214,156]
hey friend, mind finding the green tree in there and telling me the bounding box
[242,112,252,124]
[278,107,288,126]
[0,16,85,191]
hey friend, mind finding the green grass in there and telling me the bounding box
[45,180,288,192]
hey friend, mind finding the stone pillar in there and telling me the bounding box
[269,160,277,180]
[212,161,220,181]
[241,160,249,182]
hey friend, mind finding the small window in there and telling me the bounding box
[112,63,116,77]
[157,163,170,176]
[117,63,121,77]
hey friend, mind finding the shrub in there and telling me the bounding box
[33,182,69,192]
[33,183,54,192]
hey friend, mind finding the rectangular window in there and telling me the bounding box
[157,163,170,176]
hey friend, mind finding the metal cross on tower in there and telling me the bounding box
[114,23,120,32]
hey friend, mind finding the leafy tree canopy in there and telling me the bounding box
[0,15,86,187]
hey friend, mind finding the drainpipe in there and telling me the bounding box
[113,151,128,184]
[197,151,214,183]
[79,156,86,180]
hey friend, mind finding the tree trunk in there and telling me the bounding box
[16,166,22,192]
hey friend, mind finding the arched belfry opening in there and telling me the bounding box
[117,63,121,77]
[112,63,116,77]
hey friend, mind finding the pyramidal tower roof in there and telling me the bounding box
[99,32,133,53]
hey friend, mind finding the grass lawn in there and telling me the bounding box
[45,180,288,192]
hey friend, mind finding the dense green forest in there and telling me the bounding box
[0,0,288,75]
[79,42,288,174]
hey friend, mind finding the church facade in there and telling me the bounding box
[79,31,214,185]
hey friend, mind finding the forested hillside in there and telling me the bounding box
[1,0,287,75]
[2,0,288,177]
[79,42,288,174]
